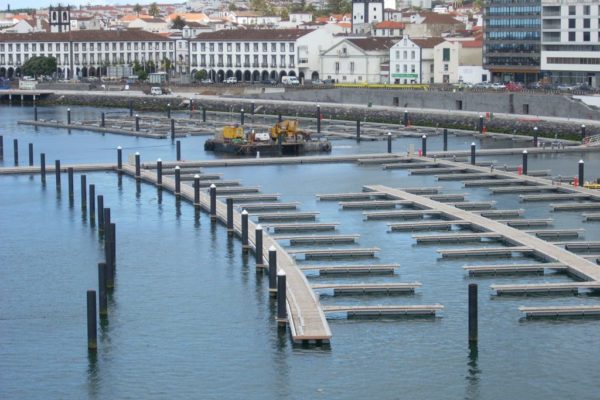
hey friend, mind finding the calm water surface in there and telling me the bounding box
[1,105,600,399]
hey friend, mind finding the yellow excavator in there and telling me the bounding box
[269,120,309,141]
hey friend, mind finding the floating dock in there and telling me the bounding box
[312,282,420,295]
[491,282,600,295]
[299,264,398,275]
[519,305,600,317]
[463,263,567,275]
[321,305,443,317]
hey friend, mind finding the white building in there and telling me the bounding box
[190,28,337,83]
[352,0,384,34]
[433,40,459,83]
[0,30,175,80]
[541,0,600,87]
[233,11,281,27]
[289,13,313,24]
[128,17,169,33]
[389,36,444,84]
[372,21,405,37]
[320,37,397,84]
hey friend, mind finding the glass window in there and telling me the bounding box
[583,32,590,42]
[569,19,575,29]
[583,19,590,28]
[569,31,576,41]
[443,48,450,62]
[568,5,575,15]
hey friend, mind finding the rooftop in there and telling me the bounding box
[0,30,172,42]
[192,28,312,42]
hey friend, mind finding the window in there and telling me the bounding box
[569,5,575,15]
[569,31,576,41]
[430,64,434,73]
[218,43,223,52]
[245,43,250,52]
[335,62,339,73]
[253,43,258,52]
[583,5,590,15]
[443,48,450,62]
[395,50,399,58]
[583,19,590,28]
[444,64,448,72]
[569,19,575,29]
[403,64,407,73]
[411,65,415,73]
[350,61,354,73]
[280,43,285,52]
[584,32,590,42]
[403,50,407,59]
[227,43,232,52]
[271,43,276,52]
[289,43,294,52]
[262,43,267,52]
[411,51,415,60]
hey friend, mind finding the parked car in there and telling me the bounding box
[490,82,506,90]
[200,78,213,84]
[150,86,163,95]
[557,83,578,91]
[473,82,491,89]
[505,82,523,92]
[224,77,238,84]
[576,84,592,92]
[261,78,278,85]
[526,82,542,90]
[281,76,300,85]
[322,79,335,84]
[311,79,324,85]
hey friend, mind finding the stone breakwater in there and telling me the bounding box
[41,93,598,141]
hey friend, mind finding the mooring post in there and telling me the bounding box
[277,270,287,324]
[67,167,74,199]
[268,246,277,296]
[468,283,478,343]
[55,160,61,189]
[356,120,361,142]
[13,139,18,165]
[156,159,162,186]
[167,103,171,119]
[579,160,584,186]
[533,126,538,147]
[101,112,105,128]
[478,114,483,134]
[255,225,264,268]
[387,132,392,154]
[176,140,181,161]
[470,143,476,165]
[241,209,249,252]
[28,143,34,166]
[135,152,140,180]
[240,108,245,125]
[522,150,528,175]
[210,184,217,221]
[129,100,133,117]
[443,128,448,151]
[189,98,194,114]
[110,223,116,273]
[103,209,113,288]
[316,104,321,134]
[170,118,175,141]
[117,146,122,171]
[422,135,427,157]
[98,262,108,317]
[226,198,234,236]
[278,112,282,123]
[403,109,408,127]
[174,166,181,196]
[81,175,87,210]
[97,195,104,232]
[34,105,38,121]
[67,108,71,125]
[202,106,206,122]
[135,114,140,132]
[40,153,46,184]
[86,290,97,351]
[251,102,255,115]
[193,174,200,208]
[89,184,96,224]
[581,124,586,140]
[0,135,3,159]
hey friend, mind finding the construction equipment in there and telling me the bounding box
[269,120,309,141]
[221,125,244,140]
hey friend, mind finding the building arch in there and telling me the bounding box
[217,70,225,82]
[288,70,296,77]
[225,69,234,78]
[0,67,6,77]
[243,70,251,82]
[269,70,277,80]
[235,70,243,81]
[311,71,319,81]
[261,70,270,81]
[15,67,21,77]
[81,67,88,78]
[7,67,14,78]
[252,70,260,82]
[279,70,287,80]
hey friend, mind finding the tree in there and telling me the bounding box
[171,15,186,29]
[148,2,160,17]
[280,8,289,20]
[161,58,172,73]
[133,3,142,16]
[194,70,207,81]
[327,0,351,14]
[21,56,57,77]
[228,2,237,11]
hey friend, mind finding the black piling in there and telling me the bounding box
[117,146,122,171]
[268,246,277,296]
[277,271,287,324]
[40,153,46,183]
[28,143,33,166]
[67,167,74,199]
[579,160,584,186]
[97,195,104,232]
[422,135,427,157]
[443,128,448,151]
[356,120,361,142]
[167,103,171,119]
[533,126,538,147]
[278,113,282,123]
[255,225,264,268]
[67,108,71,125]
[403,109,409,127]
[98,262,108,317]
[54,160,61,189]
[226,198,234,236]
[240,108,245,125]
[89,184,96,223]
[522,150,528,175]
[0,135,3,159]
[241,209,249,252]
[316,104,321,133]
[210,184,217,221]
[86,290,97,351]
[468,283,478,343]
[194,175,200,208]
[387,132,392,154]
[103,208,113,288]
[470,143,476,165]
[170,118,175,141]
[581,124,586,140]
[110,223,116,273]
[135,115,140,131]
[81,175,87,210]
[135,152,140,180]
[189,99,194,115]
[251,102,255,115]
[101,112,105,128]
[176,140,181,161]
[202,106,206,122]
[478,115,484,134]
[174,166,181,196]
[157,159,163,186]
[129,100,133,117]
[13,139,18,165]
[34,105,38,121]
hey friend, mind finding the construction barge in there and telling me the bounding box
[204,120,332,156]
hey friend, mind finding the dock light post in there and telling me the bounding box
[67,108,71,125]
[240,108,245,125]
[81,175,87,210]
[67,167,74,199]
[194,175,200,208]
[210,184,217,221]
[156,158,162,186]
[176,140,181,161]
[13,139,18,165]
[87,290,97,351]
[579,160,584,187]
[174,166,181,196]
[171,118,175,141]
[167,103,171,119]
[268,246,277,296]
[356,120,361,142]
[40,153,46,184]
[98,262,108,318]
[533,126,538,147]
[55,160,61,190]
[134,152,140,180]
[581,124,586,140]
[422,135,427,157]
[277,270,287,324]
[241,210,249,252]
[387,132,392,153]
[316,104,321,134]
[478,114,484,134]
[470,142,476,165]
[255,225,264,268]
[117,146,122,171]
[101,112,105,128]
[522,150,528,175]
[468,283,478,343]
[28,143,33,166]
[226,198,234,236]
[443,128,448,151]
[135,114,140,131]
[403,109,408,127]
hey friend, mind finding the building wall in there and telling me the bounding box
[321,41,385,84]
[297,29,343,82]
[433,41,459,83]
[389,38,421,83]
[458,66,490,83]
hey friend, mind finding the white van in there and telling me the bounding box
[150,87,163,95]
[281,76,300,85]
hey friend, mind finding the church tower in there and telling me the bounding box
[352,0,384,34]
[49,4,71,33]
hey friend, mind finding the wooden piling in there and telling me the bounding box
[579,160,584,186]
[443,128,448,151]
[533,126,538,147]
[268,246,277,295]
[241,209,249,252]
[89,184,96,223]
[403,110,408,126]
[356,120,361,142]
[87,290,97,351]
[67,108,71,125]
[129,100,133,117]
[135,115,140,131]
[422,135,427,156]
[277,270,287,324]
[316,104,321,133]
[0,135,3,159]
[81,175,87,210]
[171,118,175,141]
[255,225,264,268]
[226,198,234,236]
[202,106,206,122]
[34,105,38,121]
[167,103,171,119]
[67,167,74,199]
[241,108,245,125]
[478,115,483,133]
[210,184,217,220]
[194,175,200,207]
[97,195,104,231]
[157,159,162,186]
[581,124,586,139]
[55,160,61,189]
[101,112,105,128]
[176,140,181,161]
[522,150,528,175]
[98,262,107,317]
[468,283,478,343]
[387,132,392,154]
[470,143,476,165]
[40,153,46,183]
[28,143,33,166]
[110,223,116,272]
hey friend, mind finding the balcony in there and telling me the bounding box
[217,63,223,67]
[270,63,277,68]
[243,62,250,67]
[299,58,308,64]
[226,63,232,68]
[280,63,286,68]
[289,63,295,68]
[261,62,268,68]
[252,63,259,68]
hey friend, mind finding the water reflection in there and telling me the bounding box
[465,342,481,400]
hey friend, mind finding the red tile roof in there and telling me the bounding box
[192,28,312,42]
[411,37,446,48]
[347,37,398,51]
[0,30,172,42]
[375,21,405,29]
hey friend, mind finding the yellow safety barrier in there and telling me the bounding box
[334,83,430,90]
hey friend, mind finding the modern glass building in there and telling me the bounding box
[483,0,542,83]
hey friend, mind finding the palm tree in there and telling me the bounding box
[148,2,160,17]
[133,3,142,16]
[171,15,186,29]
